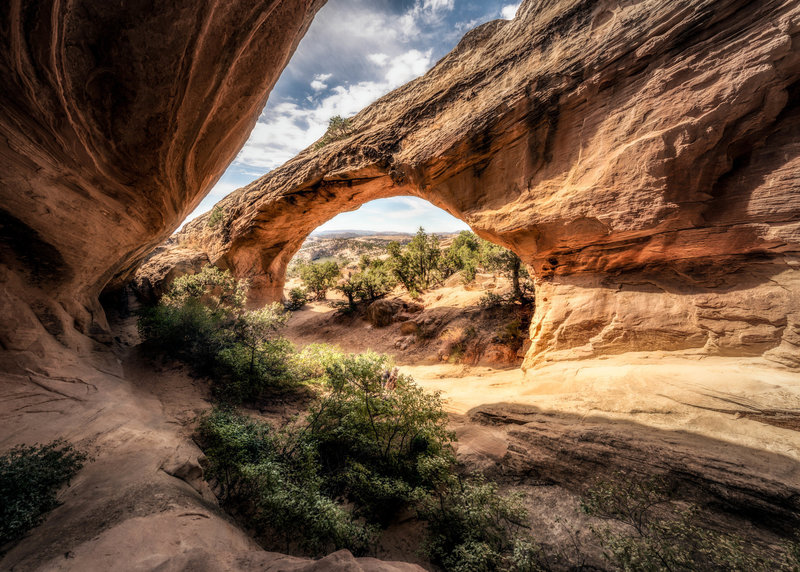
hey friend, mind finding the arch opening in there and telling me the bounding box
[281,196,536,369]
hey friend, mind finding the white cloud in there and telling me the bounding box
[367,53,389,66]
[501,3,520,20]
[400,0,456,39]
[310,72,333,91]
[234,49,434,170]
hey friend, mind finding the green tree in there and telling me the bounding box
[335,257,396,310]
[231,303,290,381]
[442,231,481,281]
[138,265,298,403]
[299,261,340,300]
[314,115,354,149]
[388,227,443,293]
[480,241,529,301]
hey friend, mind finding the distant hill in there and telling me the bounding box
[309,229,414,239]
[309,229,461,239]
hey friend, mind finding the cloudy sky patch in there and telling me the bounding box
[185,0,516,232]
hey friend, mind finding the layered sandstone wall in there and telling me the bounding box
[0,0,325,366]
[172,0,800,368]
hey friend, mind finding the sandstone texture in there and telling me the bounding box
[171,0,800,368]
[0,0,325,366]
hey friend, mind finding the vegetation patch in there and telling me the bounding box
[138,265,299,403]
[581,473,797,571]
[195,349,539,568]
[0,440,86,548]
[314,115,355,150]
[207,206,225,228]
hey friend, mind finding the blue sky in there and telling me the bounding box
[183,0,521,232]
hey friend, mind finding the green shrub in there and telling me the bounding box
[417,475,540,571]
[335,258,396,310]
[388,227,443,293]
[207,206,225,228]
[138,266,297,403]
[0,441,86,546]
[196,408,374,555]
[581,473,778,571]
[298,261,340,300]
[314,115,354,150]
[286,287,308,311]
[195,351,541,568]
[442,231,481,282]
[305,351,454,523]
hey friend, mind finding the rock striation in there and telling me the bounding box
[0,0,325,366]
[171,0,800,368]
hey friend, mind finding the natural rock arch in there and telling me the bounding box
[171,0,800,369]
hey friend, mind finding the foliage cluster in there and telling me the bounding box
[0,441,86,547]
[298,260,339,300]
[138,265,296,403]
[285,287,309,311]
[314,115,354,150]
[581,473,795,571]
[294,228,531,311]
[196,350,536,568]
[388,228,531,300]
[207,206,225,228]
[336,256,397,310]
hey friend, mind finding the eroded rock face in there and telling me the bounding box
[0,0,325,364]
[172,0,800,368]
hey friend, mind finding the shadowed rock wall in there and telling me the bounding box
[0,0,324,364]
[172,0,800,368]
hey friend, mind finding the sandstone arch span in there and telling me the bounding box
[171,0,800,369]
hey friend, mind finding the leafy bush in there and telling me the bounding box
[581,473,778,571]
[207,206,225,228]
[314,115,355,150]
[285,287,308,311]
[441,231,481,282]
[196,408,375,555]
[388,227,443,293]
[417,475,541,572]
[336,257,396,310]
[195,349,544,568]
[0,441,86,546]
[138,265,298,403]
[304,352,453,523]
[480,240,530,302]
[299,261,340,300]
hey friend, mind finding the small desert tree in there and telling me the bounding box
[336,257,396,311]
[480,241,529,301]
[314,115,354,149]
[138,265,296,402]
[388,227,442,293]
[299,261,340,300]
[442,230,481,281]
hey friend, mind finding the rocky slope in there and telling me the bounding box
[0,0,324,369]
[171,0,800,368]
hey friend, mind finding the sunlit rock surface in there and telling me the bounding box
[173,0,800,368]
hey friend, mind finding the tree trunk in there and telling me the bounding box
[512,259,522,301]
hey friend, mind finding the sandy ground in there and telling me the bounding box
[284,287,800,464]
